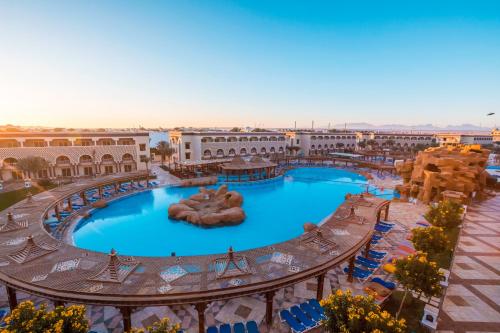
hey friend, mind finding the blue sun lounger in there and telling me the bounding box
[280,309,307,333]
[367,250,387,258]
[219,324,231,333]
[357,256,381,266]
[300,302,324,322]
[371,277,396,290]
[246,320,259,333]
[355,258,380,270]
[233,322,245,333]
[308,299,324,316]
[291,305,317,328]
[206,326,218,333]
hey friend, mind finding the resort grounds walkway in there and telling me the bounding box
[437,195,500,333]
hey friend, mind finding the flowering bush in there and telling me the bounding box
[128,317,181,333]
[1,301,88,333]
[424,200,463,229]
[411,226,450,255]
[320,289,407,333]
[394,252,442,318]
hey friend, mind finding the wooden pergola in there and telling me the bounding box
[0,174,390,333]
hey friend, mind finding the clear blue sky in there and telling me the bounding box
[0,0,499,128]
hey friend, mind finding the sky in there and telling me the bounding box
[0,0,499,129]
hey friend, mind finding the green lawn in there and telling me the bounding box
[0,184,56,211]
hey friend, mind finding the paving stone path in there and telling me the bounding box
[437,195,500,333]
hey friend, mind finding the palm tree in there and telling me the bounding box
[155,141,175,166]
[384,139,395,148]
[366,139,378,150]
[16,156,49,179]
[143,156,151,172]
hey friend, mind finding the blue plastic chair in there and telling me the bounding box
[246,320,259,333]
[206,326,218,333]
[219,324,231,333]
[233,322,245,333]
[280,309,306,333]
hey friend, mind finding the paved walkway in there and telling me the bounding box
[150,163,181,186]
[438,195,500,333]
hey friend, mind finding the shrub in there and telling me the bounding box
[424,200,463,229]
[394,253,442,318]
[321,289,407,333]
[2,301,89,333]
[128,317,181,333]
[36,178,55,189]
[411,226,450,256]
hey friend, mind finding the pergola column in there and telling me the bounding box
[365,237,372,258]
[67,198,72,212]
[384,204,390,221]
[53,300,65,307]
[98,186,103,199]
[376,209,381,223]
[195,302,208,333]
[119,306,132,332]
[316,273,326,300]
[6,286,17,311]
[54,204,61,221]
[265,290,276,326]
[347,256,356,283]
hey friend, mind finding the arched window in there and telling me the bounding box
[101,154,114,162]
[259,137,268,141]
[122,153,134,162]
[260,147,267,154]
[330,144,334,148]
[250,137,259,142]
[317,144,322,149]
[240,148,247,155]
[79,155,93,163]
[250,147,257,155]
[270,147,276,153]
[216,149,224,157]
[203,150,212,158]
[3,157,17,167]
[311,145,316,149]
[278,147,284,153]
[56,155,71,165]
[228,148,236,156]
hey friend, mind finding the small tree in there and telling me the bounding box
[155,141,175,166]
[394,253,442,319]
[129,317,180,333]
[142,156,151,172]
[2,301,89,333]
[16,156,49,179]
[411,226,450,256]
[425,200,464,229]
[321,289,406,333]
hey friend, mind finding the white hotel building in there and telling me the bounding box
[169,131,287,162]
[355,132,436,148]
[0,131,150,181]
[285,131,358,156]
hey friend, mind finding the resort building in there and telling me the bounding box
[491,128,500,144]
[435,133,493,147]
[285,131,357,155]
[169,131,287,162]
[0,131,150,181]
[355,131,436,148]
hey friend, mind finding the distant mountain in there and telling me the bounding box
[330,123,492,132]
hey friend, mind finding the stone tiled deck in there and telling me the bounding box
[438,195,500,333]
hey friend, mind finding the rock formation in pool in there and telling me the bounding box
[168,185,246,227]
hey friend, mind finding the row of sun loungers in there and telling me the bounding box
[207,320,259,333]
[280,299,325,333]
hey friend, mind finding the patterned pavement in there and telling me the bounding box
[438,195,500,333]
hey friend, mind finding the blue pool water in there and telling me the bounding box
[73,168,393,257]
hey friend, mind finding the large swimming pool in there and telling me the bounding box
[73,168,393,257]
